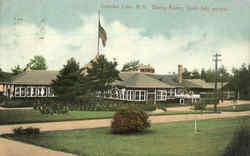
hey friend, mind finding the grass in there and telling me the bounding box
[4,117,250,156]
[0,109,218,125]
[150,110,220,116]
[207,104,250,112]
[0,109,115,125]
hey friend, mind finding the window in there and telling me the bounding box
[128,91,131,100]
[162,91,167,100]
[15,88,20,97]
[32,88,37,96]
[26,88,31,97]
[141,91,145,101]
[135,91,140,100]
[38,88,42,96]
[124,91,127,100]
[21,88,25,97]
[131,91,135,100]
[43,88,47,96]
[167,89,171,96]
[157,91,161,100]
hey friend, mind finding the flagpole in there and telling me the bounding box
[97,9,100,56]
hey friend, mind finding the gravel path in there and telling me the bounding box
[0,137,76,156]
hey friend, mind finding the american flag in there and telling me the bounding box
[99,22,107,47]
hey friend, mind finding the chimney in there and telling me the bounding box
[178,65,183,84]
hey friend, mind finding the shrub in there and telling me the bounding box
[222,124,250,156]
[193,100,207,110]
[24,127,40,135]
[0,95,7,104]
[13,126,40,135]
[4,99,36,108]
[13,127,26,135]
[111,107,150,134]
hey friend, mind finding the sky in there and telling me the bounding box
[0,0,249,74]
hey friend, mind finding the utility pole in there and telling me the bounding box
[213,53,221,112]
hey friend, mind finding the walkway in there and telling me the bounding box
[0,137,75,156]
[156,100,250,112]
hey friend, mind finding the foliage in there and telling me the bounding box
[3,98,35,108]
[50,57,90,114]
[87,55,120,94]
[0,95,7,104]
[0,69,12,81]
[121,60,140,72]
[26,55,48,70]
[73,98,156,112]
[183,67,232,82]
[182,67,192,79]
[111,107,150,134]
[13,126,40,135]
[193,100,207,110]
[231,64,250,100]
[223,123,250,156]
[11,65,24,75]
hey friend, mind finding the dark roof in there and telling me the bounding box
[114,72,175,88]
[11,70,58,85]
[144,74,220,89]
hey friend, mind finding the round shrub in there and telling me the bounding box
[111,107,150,134]
[223,124,250,156]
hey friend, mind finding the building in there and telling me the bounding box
[1,63,232,104]
[1,70,58,98]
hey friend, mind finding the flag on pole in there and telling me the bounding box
[99,22,107,47]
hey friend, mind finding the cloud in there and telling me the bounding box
[0,14,249,74]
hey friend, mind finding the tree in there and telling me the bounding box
[87,55,120,96]
[191,69,200,79]
[201,68,206,80]
[121,60,140,72]
[0,67,12,81]
[37,57,90,114]
[52,57,89,102]
[182,68,192,79]
[231,64,250,100]
[26,55,48,70]
[11,65,24,75]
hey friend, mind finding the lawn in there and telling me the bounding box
[0,109,217,125]
[0,109,115,125]
[207,104,250,112]
[5,117,250,156]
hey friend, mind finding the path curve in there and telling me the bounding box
[0,137,76,156]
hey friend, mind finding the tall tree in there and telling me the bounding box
[52,57,89,103]
[231,64,250,100]
[201,68,206,80]
[182,68,192,79]
[87,55,120,96]
[11,65,24,75]
[121,60,140,72]
[26,55,48,70]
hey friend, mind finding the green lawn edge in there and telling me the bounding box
[0,110,220,125]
